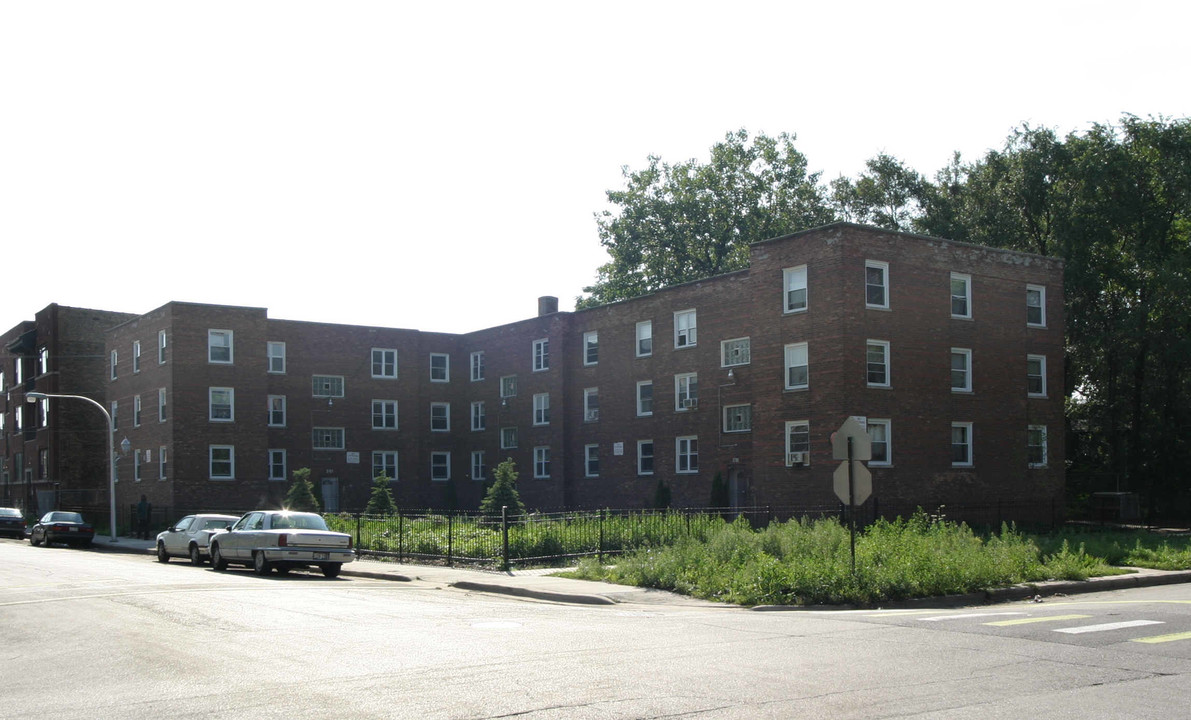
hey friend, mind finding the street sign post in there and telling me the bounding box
[832,418,873,574]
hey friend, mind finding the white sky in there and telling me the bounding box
[2,1,1187,335]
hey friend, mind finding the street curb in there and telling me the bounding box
[450,580,616,605]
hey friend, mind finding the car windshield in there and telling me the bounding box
[0,508,21,518]
[202,519,232,530]
[269,513,328,531]
[49,512,84,523]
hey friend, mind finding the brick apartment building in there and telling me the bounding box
[2,223,1064,524]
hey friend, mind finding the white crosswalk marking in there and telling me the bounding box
[919,612,1027,622]
[1054,620,1164,635]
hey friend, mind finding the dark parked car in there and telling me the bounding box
[0,507,25,539]
[30,511,95,548]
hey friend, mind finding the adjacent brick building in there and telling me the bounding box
[2,223,1065,524]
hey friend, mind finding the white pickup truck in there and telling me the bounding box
[209,510,355,577]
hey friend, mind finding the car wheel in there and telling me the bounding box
[253,551,272,576]
[320,563,342,579]
[156,542,170,562]
[211,544,228,571]
[30,533,41,547]
[189,544,204,566]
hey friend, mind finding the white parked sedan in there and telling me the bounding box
[209,510,354,577]
[156,514,240,565]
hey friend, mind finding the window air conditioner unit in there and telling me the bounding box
[683,398,698,409]
[787,452,807,466]
[585,409,599,421]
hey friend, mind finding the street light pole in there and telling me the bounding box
[26,391,122,542]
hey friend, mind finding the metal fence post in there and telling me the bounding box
[398,511,404,562]
[501,505,509,572]
[447,512,454,567]
[356,513,362,552]
[598,508,606,564]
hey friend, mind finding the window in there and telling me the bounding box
[500,375,517,398]
[638,440,654,475]
[209,388,234,422]
[159,447,168,480]
[267,395,286,427]
[784,343,809,390]
[430,402,450,432]
[721,337,751,367]
[134,451,142,482]
[373,451,398,481]
[636,380,653,416]
[951,422,973,466]
[110,401,117,430]
[430,353,449,382]
[533,393,550,425]
[158,388,167,422]
[674,309,697,349]
[866,340,890,387]
[372,400,398,430]
[38,397,48,428]
[467,401,484,431]
[471,451,486,481]
[585,444,599,477]
[210,445,235,479]
[267,342,286,374]
[534,446,550,478]
[501,427,518,449]
[431,452,451,481]
[784,265,808,313]
[951,348,972,393]
[1027,355,1047,397]
[785,421,810,465]
[636,320,653,357]
[675,373,698,410]
[676,436,698,473]
[1028,425,1048,468]
[313,427,345,450]
[865,260,889,309]
[533,339,549,371]
[208,330,233,364]
[35,347,47,376]
[132,342,140,374]
[158,330,168,364]
[868,419,891,466]
[371,348,396,378]
[14,358,23,385]
[1027,285,1046,327]
[111,350,118,380]
[724,404,752,433]
[583,331,598,366]
[312,375,345,398]
[134,395,142,427]
[583,387,599,422]
[268,450,287,481]
[14,406,23,432]
[951,273,971,319]
[470,351,485,381]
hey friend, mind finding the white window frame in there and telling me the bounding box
[723,404,752,433]
[533,393,550,426]
[158,330,167,364]
[132,341,141,374]
[784,265,808,313]
[373,451,398,481]
[430,353,450,382]
[431,452,451,482]
[636,380,653,417]
[312,375,345,398]
[533,446,551,479]
[208,329,234,364]
[583,331,599,366]
[430,402,450,432]
[637,440,654,476]
[268,449,287,481]
[865,260,889,309]
[868,419,891,466]
[159,447,168,480]
[866,340,890,388]
[471,451,486,481]
[1026,284,1046,327]
[675,373,698,411]
[312,427,345,450]
[501,427,518,450]
[158,388,167,423]
[950,273,972,319]
[208,387,234,422]
[583,387,599,422]
[209,445,235,480]
[951,422,973,467]
[500,375,517,398]
[267,395,286,427]
[110,350,118,380]
[110,401,117,431]
[676,436,698,474]
[268,341,287,374]
[785,421,810,466]
[721,337,751,367]
[372,348,397,379]
[584,444,599,478]
[470,351,484,382]
[372,399,398,430]
[951,348,972,393]
[38,398,48,428]
[636,320,653,357]
[1028,425,1048,468]
[133,395,142,428]
[784,342,809,390]
[674,309,697,349]
[471,401,486,431]
[533,338,549,372]
[1027,354,1047,397]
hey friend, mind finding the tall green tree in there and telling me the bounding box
[284,467,321,513]
[364,474,398,515]
[578,130,836,308]
[829,153,926,232]
[479,458,527,516]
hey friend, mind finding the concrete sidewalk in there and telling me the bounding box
[89,535,1191,609]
